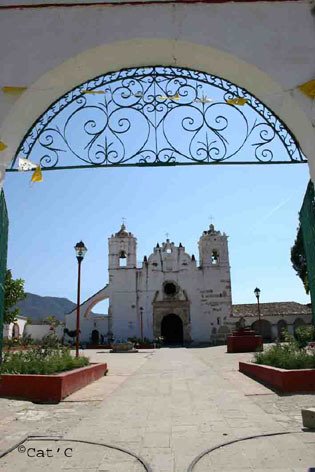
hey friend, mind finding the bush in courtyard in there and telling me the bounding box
[294,325,315,348]
[0,346,89,375]
[254,332,315,370]
[3,334,37,349]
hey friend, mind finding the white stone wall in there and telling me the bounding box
[24,324,64,341]
[3,317,27,339]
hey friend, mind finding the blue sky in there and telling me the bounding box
[3,161,310,311]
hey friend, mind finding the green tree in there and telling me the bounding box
[42,315,60,327]
[291,226,309,294]
[4,270,26,324]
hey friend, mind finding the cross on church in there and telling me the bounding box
[122,217,126,225]
[165,232,170,240]
[209,215,214,225]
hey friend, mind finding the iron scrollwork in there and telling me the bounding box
[11,66,306,169]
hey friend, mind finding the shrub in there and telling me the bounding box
[254,341,315,370]
[295,325,315,348]
[0,347,89,375]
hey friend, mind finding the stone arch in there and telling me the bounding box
[1,39,315,183]
[161,313,183,345]
[293,317,306,336]
[91,329,100,345]
[277,319,287,341]
[12,323,20,339]
[251,319,272,341]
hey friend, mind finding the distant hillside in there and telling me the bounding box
[15,293,76,322]
[15,293,101,323]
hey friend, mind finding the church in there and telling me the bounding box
[66,223,233,344]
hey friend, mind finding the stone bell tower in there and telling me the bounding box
[198,224,229,269]
[108,223,137,271]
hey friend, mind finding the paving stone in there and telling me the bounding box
[302,408,315,429]
[1,347,315,472]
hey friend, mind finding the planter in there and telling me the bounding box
[86,344,112,349]
[227,330,263,353]
[0,363,108,403]
[136,343,156,349]
[110,342,138,353]
[239,361,315,393]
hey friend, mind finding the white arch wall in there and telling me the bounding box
[0,2,315,183]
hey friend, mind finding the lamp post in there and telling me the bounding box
[140,306,144,341]
[254,287,261,335]
[74,241,87,358]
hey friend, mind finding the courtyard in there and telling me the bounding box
[0,346,314,471]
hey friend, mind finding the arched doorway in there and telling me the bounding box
[293,318,305,336]
[161,314,183,345]
[251,320,272,341]
[277,320,287,341]
[12,323,20,339]
[91,329,100,345]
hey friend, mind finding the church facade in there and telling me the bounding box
[66,223,233,344]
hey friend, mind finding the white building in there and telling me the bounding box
[3,316,28,339]
[66,223,232,344]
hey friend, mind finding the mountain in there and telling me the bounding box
[16,293,81,323]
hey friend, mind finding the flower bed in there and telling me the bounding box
[0,343,108,402]
[239,361,315,393]
[0,363,108,403]
[239,332,315,393]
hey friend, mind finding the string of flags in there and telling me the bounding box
[0,76,313,177]
[1,78,315,101]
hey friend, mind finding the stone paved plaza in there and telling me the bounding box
[0,346,314,471]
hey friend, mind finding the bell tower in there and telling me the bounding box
[108,223,137,270]
[198,224,229,268]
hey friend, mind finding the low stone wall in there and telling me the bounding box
[239,361,315,393]
[0,363,108,403]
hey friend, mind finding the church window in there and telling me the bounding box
[217,317,221,325]
[211,250,219,264]
[119,251,127,267]
[164,282,177,295]
[166,248,172,254]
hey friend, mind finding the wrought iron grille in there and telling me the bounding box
[299,180,315,325]
[9,66,307,170]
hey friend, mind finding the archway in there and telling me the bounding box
[277,319,287,341]
[91,329,100,345]
[293,318,306,336]
[1,46,315,345]
[12,323,20,339]
[161,314,183,345]
[251,320,272,341]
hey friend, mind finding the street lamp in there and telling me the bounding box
[254,287,261,335]
[74,241,87,357]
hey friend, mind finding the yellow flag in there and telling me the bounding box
[31,166,43,183]
[226,97,248,106]
[2,86,27,95]
[0,141,7,151]
[82,90,105,95]
[170,92,180,101]
[298,80,315,99]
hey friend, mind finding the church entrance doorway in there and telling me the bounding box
[161,314,183,345]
